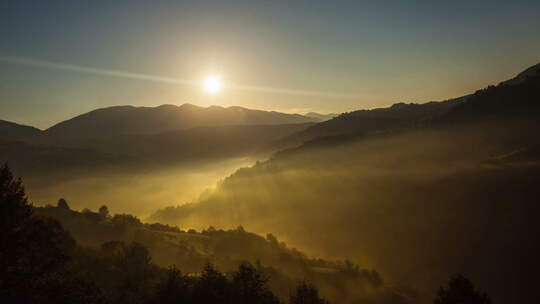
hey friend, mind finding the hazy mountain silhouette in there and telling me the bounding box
[270,97,465,150]
[47,123,314,162]
[37,123,313,164]
[40,104,319,141]
[0,123,314,201]
[304,112,338,121]
[438,63,540,123]
[271,62,540,150]
[0,119,42,141]
[0,138,124,176]
[501,62,540,85]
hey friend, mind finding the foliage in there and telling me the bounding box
[34,202,394,304]
[0,164,104,303]
[290,282,329,304]
[2,164,404,304]
[434,274,491,304]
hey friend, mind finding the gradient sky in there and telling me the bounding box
[1,0,539,129]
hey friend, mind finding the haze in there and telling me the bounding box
[1,2,540,304]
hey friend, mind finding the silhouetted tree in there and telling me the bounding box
[112,213,142,226]
[57,198,70,210]
[100,241,154,304]
[232,262,281,304]
[98,205,110,219]
[81,208,102,222]
[0,164,103,304]
[193,263,230,303]
[290,282,329,304]
[149,267,191,304]
[1,164,341,304]
[434,274,491,304]
[266,233,279,246]
[0,164,32,275]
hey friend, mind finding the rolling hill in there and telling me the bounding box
[304,112,338,121]
[0,119,42,141]
[40,103,320,142]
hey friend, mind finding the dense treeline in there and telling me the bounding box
[0,164,328,304]
[34,198,397,304]
[441,68,540,122]
[0,164,395,304]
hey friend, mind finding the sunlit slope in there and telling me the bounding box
[150,67,540,303]
[34,205,406,304]
[152,123,540,304]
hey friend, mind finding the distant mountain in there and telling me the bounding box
[304,112,338,121]
[53,123,314,162]
[502,62,540,85]
[440,63,540,123]
[0,120,42,141]
[0,138,123,176]
[271,62,540,150]
[41,104,319,141]
[270,97,464,150]
[0,123,314,181]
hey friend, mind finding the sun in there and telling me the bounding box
[203,76,222,94]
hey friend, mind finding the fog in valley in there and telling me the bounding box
[2,2,540,303]
[150,121,539,303]
[24,156,256,217]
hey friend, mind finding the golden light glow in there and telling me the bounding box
[203,76,222,94]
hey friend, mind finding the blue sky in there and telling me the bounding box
[1,0,539,128]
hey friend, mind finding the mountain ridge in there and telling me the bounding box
[41,103,320,140]
[0,119,43,141]
[268,62,540,151]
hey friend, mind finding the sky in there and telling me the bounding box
[1,0,539,129]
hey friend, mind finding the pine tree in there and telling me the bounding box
[434,274,491,304]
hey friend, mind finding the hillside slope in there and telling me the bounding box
[270,97,465,151]
[150,63,540,304]
[34,204,407,304]
[0,119,42,141]
[271,62,540,151]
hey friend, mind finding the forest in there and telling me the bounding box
[1,164,492,304]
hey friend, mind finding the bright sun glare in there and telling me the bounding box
[203,76,222,94]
